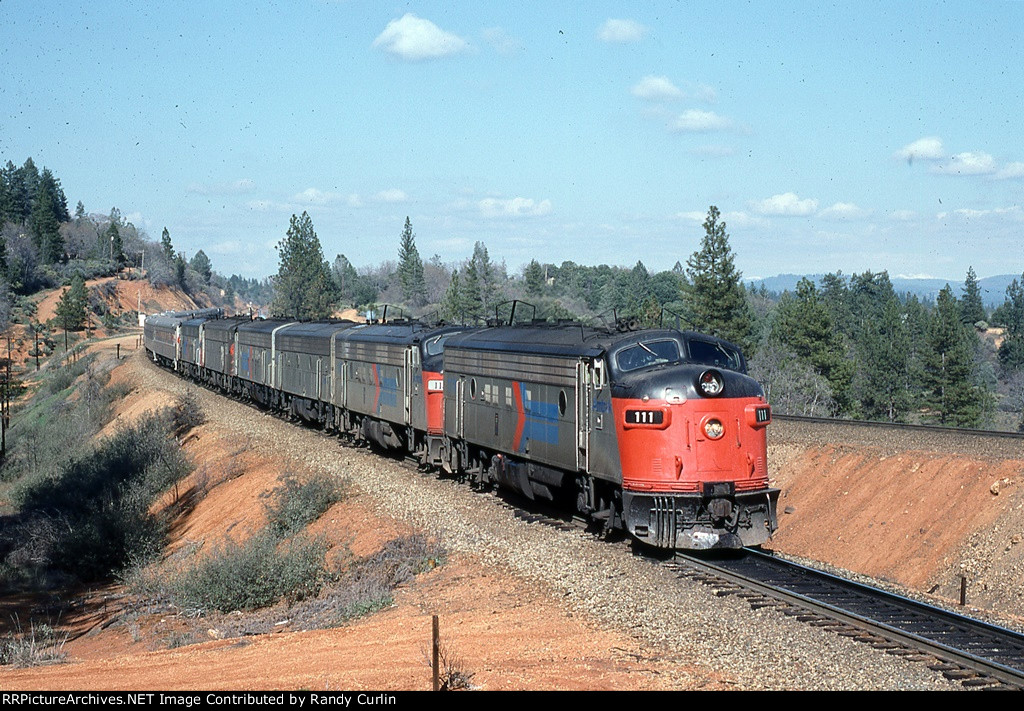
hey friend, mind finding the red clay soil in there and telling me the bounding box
[769,445,1013,585]
[35,275,202,327]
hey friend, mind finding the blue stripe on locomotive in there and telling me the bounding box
[378,375,399,408]
[517,382,559,449]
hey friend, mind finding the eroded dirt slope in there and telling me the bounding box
[767,419,1024,617]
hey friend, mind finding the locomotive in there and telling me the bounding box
[144,310,778,550]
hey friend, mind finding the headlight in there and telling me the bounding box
[697,369,724,397]
[704,418,724,439]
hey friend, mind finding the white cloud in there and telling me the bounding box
[631,75,682,101]
[479,197,553,218]
[894,136,944,162]
[895,273,938,280]
[889,210,917,222]
[373,188,408,203]
[597,19,646,43]
[671,109,733,132]
[933,151,997,176]
[294,187,342,204]
[675,211,707,223]
[819,202,869,220]
[291,188,367,207]
[752,192,818,216]
[373,14,468,61]
[950,205,1024,221]
[995,162,1024,180]
[675,210,766,228]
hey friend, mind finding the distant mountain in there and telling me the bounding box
[746,273,1019,309]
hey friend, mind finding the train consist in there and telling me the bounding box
[144,310,779,550]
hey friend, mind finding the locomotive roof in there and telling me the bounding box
[336,322,464,346]
[236,318,296,335]
[278,320,358,338]
[445,324,619,358]
[202,316,253,333]
[445,324,744,359]
[144,314,189,329]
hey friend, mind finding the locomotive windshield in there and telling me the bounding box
[423,333,453,357]
[686,338,744,372]
[615,339,682,372]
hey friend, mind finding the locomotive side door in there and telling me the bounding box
[403,346,414,425]
[575,359,594,472]
[455,377,466,438]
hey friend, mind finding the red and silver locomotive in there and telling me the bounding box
[145,312,778,550]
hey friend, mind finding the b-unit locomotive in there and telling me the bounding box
[145,312,778,550]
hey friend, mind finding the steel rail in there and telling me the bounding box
[774,413,1024,440]
[674,548,1024,689]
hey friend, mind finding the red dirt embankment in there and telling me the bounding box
[767,422,1024,617]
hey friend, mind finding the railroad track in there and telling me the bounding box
[671,548,1024,690]
[774,413,1024,440]
[489,495,1024,688]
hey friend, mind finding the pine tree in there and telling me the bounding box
[960,266,986,326]
[460,259,484,321]
[30,187,63,263]
[854,295,914,421]
[55,273,88,332]
[272,212,336,320]
[524,259,545,296]
[819,271,852,337]
[901,294,931,412]
[190,249,212,285]
[106,221,125,265]
[174,253,187,288]
[470,241,498,317]
[396,217,427,306]
[682,206,753,351]
[161,227,175,261]
[5,158,40,223]
[772,278,853,413]
[441,268,468,322]
[923,285,985,426]
[997,275,1024,372]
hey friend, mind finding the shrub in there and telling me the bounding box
[0,621,69,667]
[12,410,191,582]
[172,388,205,436]
[265,471,347,538]
[284,534,444,630]
[170,532,330,613]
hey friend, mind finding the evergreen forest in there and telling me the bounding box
[3,156,1023,432]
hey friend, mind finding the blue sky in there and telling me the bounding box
[2,1,1022,281]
